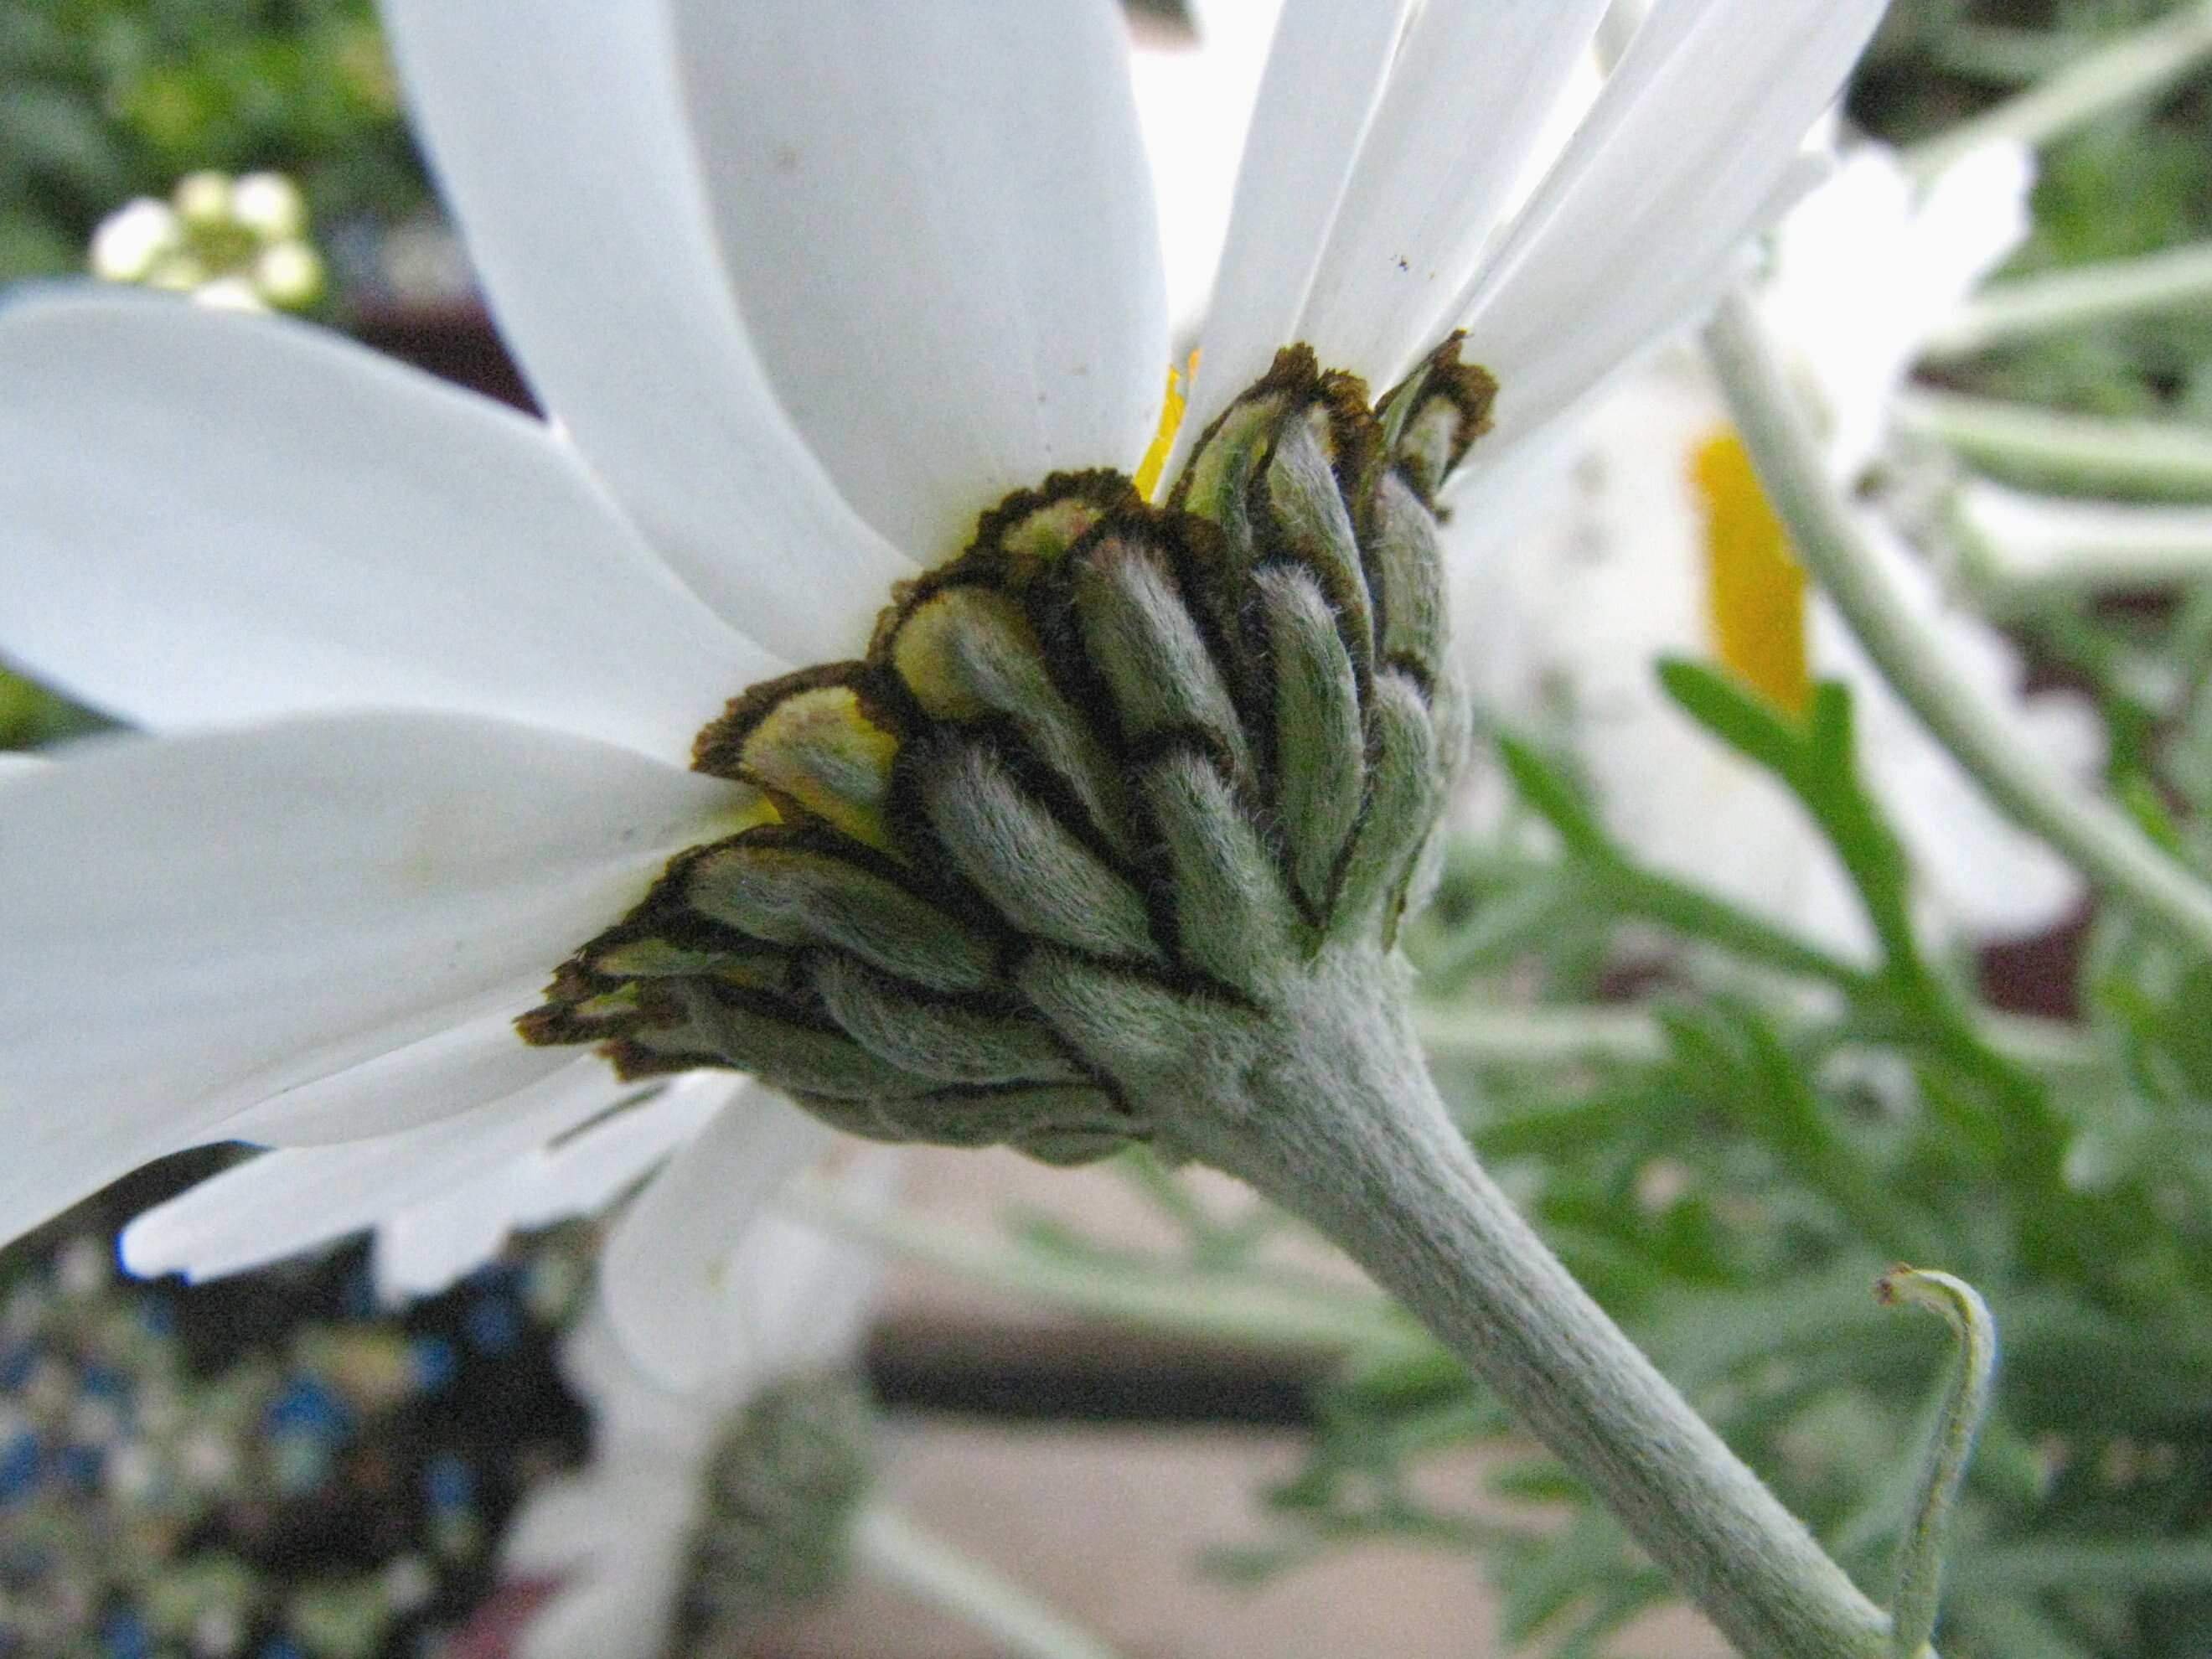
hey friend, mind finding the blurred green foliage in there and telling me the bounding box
[0,0,427,284]
[1858,0,2212,421]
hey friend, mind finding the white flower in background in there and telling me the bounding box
[1761,140,2036,481]
[0,0,1888,1375]
[1458,139,2101,958]
[499,1162,888,1659]
[89,169,327,312]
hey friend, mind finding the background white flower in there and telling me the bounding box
[90,170,328,312]
[0,0,1889,1368]
[1456,139,2102,959]
[499,1155,889,1659]
[1761,139,2035,481]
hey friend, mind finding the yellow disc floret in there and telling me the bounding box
[1133,350,1199,503]
[1692,428,1811,717]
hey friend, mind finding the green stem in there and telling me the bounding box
[1927,240,2212,355]
[1412,998,2098,1077]
[1956,479,2212,602]
[1165,958,1896,1659]
[1706,295,2212,959]
[773,1174,1410,1356]
[850,1504,1127,1659]
[1933,23,2083,85]
[1894,387,2212,499]
[1601,861,1877,990]
[1414,1000,1669,1067]
[1905,2,2212,179]
[1877,1269,1998,1659]
[1955,1537,2212,1595]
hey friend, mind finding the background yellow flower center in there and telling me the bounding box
[1692,428,1811,716]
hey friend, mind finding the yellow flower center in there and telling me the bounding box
[1133,350,1199,503]
[1691,428,1811,716]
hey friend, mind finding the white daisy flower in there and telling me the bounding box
[499,1162,887,1659]
[0,0,1887,1381]
[1458,139,2102,958]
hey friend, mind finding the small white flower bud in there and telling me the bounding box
[230,171,308,240]
[144,255,209,294]
[253,241,327,309]
[88,199,181,283]
[172,170,235,230]
[192,276,267,313]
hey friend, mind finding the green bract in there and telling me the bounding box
[521,344,1494,1165]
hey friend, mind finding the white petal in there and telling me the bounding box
[1180,0,1416,454]
[379,1,914,664]
[503,1471,640,1579]
[0,292,771,759]
[0,753,48,778]
[1131,0,1287,337]
[1813,530,2096,943]
[1295,0,1611,388]
[1878,695,2095,943]
[1453,0,1730,323]
[504,1074,736,1226]
[1905,142,2037,314]
[559,1299,725,1455]
[0,711,746,1245]
[504,1432,700,1578]
[1457,0,1889,453]
[120,1058,626,1282]
[721,1149,899,1384]
[599,1087,835,1393]
[370,1185,514,1305]
[220,1003,568,1148]
[673,0,1169,562]
[1764,142,2033,478]
[372,1075,732,1300]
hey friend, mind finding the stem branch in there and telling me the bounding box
[1957,480,2212,602]
[1905,2,2212,179]
[774,1174,1409,1356]
[1893,387,2212,499]
[1412,997,2098,1077]
[1928,239,2212,355]
[1877,1269,1998,1659]
[850,1504,1126,1659]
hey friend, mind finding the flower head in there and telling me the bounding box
[0,0,1886,1372]
[90,170,327,313]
